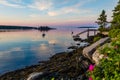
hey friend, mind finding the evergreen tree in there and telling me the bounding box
[111,0,120,29]
[96,10,107,33]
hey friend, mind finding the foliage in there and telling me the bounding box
[90,1,120,79]
[111,0,120,29]
[109,29,120,38]
[87,32,120,80]
[93,33,108,42]
[96,10,107,33]
[93,36,101,42]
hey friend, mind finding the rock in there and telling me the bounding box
[92,50,104,65]
[79,42,89,47]
[73,37,81,41]
[77,74,87,80]
[27,72,43,80]
[92,43,110,65]
[83,37,110,60]
[68,46,78,49]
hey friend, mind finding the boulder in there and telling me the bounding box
[92,49,104,65]
[92,43,111,65]
[27,72,43,80]
[83,37,110,61]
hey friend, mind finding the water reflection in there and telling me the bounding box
[49,40,58,45]
[0,28,95,74]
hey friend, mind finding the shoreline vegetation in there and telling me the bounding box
[0,32,108,80]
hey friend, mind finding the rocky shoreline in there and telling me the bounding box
[0,33,108,80]
[0,48,92,80]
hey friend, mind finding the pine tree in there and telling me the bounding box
[111,0,120,29]
[96,10,107,33]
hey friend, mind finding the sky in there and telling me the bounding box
[0,0,118,27]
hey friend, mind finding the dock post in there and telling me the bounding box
[94,30,96,35]
[87,28,89,38]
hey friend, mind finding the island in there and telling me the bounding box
[0,25,56,31]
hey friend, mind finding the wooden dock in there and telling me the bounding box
[76,29,99,37]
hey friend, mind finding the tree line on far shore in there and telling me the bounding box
[0,25,55,31]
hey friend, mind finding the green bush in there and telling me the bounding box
[87,34,120,80]
[93,36,101,42]
[98,27,110,32]
[109,29,120,38]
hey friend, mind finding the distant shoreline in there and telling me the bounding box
[0,25,56,31]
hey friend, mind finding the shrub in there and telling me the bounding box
[87,34,120,80]
[109,29,120,38]
[93,36,101,42]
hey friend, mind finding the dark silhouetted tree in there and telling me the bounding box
[96,10,107,33]
[111,0,120,29]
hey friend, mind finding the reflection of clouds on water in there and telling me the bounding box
[48,40,58,45]
[31,39,71,59]
[39,44,49,51]
[31,43,55,60]
[31,36,41,41]
[0,47,24,71]
[0,29,91,74]
[39,44,55,55]
[48,39,75,52]
[0,30,46,43]
[10,47,22,52]
[0,47,25,66]
[0,47,22,57]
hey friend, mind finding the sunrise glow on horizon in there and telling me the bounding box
[0,0,118,27]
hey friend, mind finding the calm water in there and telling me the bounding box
[0,28,95,74]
